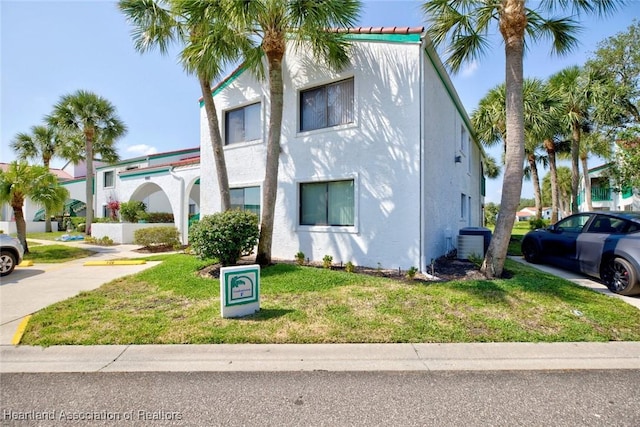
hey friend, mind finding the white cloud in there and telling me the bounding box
[126,144,158,156]
[461,60,479,78]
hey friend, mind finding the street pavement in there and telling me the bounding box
[1,241,639,374]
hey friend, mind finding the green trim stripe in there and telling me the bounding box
[119,168,170,179]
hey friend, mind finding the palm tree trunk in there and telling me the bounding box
[570,123,581,214]
[11,197,29,254]
[84,130,94,236]
[256,41,285,267]
[528,154,542,219]
[199,75,231,211]
[544,140,560,223]
[43,157,52,233]
[581,154,592,211]
[482,0,526,278]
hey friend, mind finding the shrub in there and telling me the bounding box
[322,255,333,269]
[405,266,418,280]
[295,251,305,265]
[345,261,355,273]
[85,236,114,246]
[529,218,548,230]
[189,210,259,266]
[77,223,86,233]
[120,201,146,222]
[134,226,181,249]
[147,212,174,223]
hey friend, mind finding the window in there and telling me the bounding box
[300,78,354,132]
[300,180,354,226]
[460,193,467,220]
[556,214,591,233]
[103,171,114,188]
[225,103,261,145]
[230,186,260,217]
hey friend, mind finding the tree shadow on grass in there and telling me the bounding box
[235,308,296,321]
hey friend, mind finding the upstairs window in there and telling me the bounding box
[225,102,261,145]
[300,180,354,226]
[300,78,354,132]
[103,171,114,188]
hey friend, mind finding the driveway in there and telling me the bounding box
[0,241,160,345]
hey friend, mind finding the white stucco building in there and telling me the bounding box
[200,27,486,272]
[578,163,639,212]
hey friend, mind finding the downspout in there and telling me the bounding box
[419,35,426,274]
[170,168,186,245]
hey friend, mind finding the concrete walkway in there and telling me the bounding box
[1,242,639,373]
[0,239,160,346]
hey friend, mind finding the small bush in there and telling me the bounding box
[295,251,305,265]
[189,210,259,266]
[529,218,548,230]
[134,226,181,249]
[322,255,333,269]
[120,201,146,222]
[85,236,114,246]
[345,261,355,273]
[77,223,86,233]
[405,266,418,280]
[147,212,174,223]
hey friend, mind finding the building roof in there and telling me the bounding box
[0,162,74,180]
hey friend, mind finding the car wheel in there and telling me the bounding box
[603,257,639,296]
[0,250,17,277]
[521,239,541,264]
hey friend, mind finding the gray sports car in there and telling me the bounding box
[521,211,640,296]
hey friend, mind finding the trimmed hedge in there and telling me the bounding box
[134,226,181,249]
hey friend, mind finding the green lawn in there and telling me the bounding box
[25,231,83,241]
[21,253,640,346]
[23,244,96,263]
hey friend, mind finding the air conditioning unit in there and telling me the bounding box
[457,235,484,260]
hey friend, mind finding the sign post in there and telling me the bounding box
[220,264,260,318]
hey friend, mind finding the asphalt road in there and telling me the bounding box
[2,370,640,426]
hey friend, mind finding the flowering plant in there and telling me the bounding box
[107,199,120,220]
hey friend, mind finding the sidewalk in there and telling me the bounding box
[0,239,160,345]
[2,342,640,373]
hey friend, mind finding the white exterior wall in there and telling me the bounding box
[421,45,483,264]
[201,34,482,270]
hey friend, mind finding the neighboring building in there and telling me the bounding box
[578,163,639,212]
[93,148,201,244]
[516,207,553,222]
[200,27,486,272]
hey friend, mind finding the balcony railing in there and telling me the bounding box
[578,187,612,205]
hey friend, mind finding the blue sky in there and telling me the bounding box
[2,0,639,204]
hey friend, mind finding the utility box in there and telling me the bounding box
[457,235,485,260]
[459,227,492,254]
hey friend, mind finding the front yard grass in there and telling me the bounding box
[23,244,96,263]
[21,254,640,346]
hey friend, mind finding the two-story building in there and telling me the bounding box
[200,27,486,272]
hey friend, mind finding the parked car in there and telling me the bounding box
[521,211,640,296]
[0,234,25,277]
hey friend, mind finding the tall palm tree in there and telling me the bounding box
[10,124,64,232]
[118,0,247,211]
[0,162,68,253]
[472,78,556,220]
[228,0,361,266]
[547,65,593,214]
[47,90,126,235]
[423,0,623,278]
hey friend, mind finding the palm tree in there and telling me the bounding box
[227,0,361,266]
[118,0,247,211]
[0,162,68,253]
[472,78,556,220]
[10,124,64,232]
[47,90,126,235]
[423,0,623,278]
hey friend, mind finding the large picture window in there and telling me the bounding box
[231,186,260,217]
[300,180,354,226]
[225,103,261,145]
[300,78,354,132]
